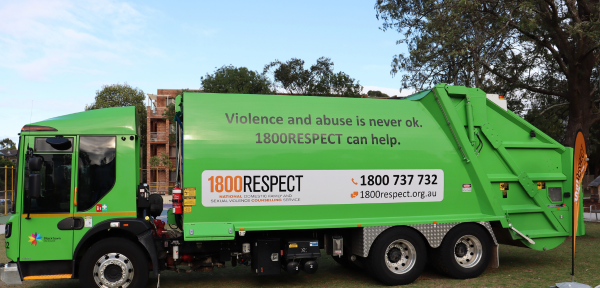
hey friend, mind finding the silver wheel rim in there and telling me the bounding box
[454,235,482,268]
[93,252,134,288]
[384,239,416,274]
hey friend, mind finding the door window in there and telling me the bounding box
[77,136,116,212]
[24,154,72,213]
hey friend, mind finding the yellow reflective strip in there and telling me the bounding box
[21,214,71,218]
[21,212,136,218]
[74,212,136,217]
[24,274,72,280]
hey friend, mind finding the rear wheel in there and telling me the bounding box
[367,227,426,285]
[431,223,491,279]
[79,237,149,288]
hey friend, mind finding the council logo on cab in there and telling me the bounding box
[28,232,42,246]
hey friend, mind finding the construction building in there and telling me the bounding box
[146,89,179,194]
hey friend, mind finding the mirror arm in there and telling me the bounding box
[25,197,31,220]
[25,149,31,220]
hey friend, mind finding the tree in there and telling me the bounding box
[85,83,148,168]
[368,90,390,97]
[163,102,177,145]
[148,153,173,170]
[85,83,147,112]
[264,57,363,97]
[201,65,273,94]
[375,0,600,146]
[0,138,16,150]
[163,103,176,122]
[329,71,364,97]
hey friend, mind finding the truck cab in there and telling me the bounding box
[2,106,154,286]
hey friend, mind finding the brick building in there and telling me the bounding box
[146,90,179,194]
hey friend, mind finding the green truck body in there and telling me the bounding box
[0,84,583,287]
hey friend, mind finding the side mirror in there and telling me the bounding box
[29,174,41,199]
[29,157,43,171]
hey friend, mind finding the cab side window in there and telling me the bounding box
[77,136,116,212]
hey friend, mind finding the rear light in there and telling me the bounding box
[21,125,57,132]
[5,222,12,238]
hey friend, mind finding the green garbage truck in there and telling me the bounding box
[0,83,584,287]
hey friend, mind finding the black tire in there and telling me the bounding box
[431,223,491,279]
[79,237,149,288]
[366,227,427,286]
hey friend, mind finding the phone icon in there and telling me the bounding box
[352,178,358,185]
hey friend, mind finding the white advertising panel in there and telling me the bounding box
[201,169,444,207]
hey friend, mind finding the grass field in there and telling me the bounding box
[1,222,599,287]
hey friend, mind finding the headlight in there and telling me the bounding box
[5,222,11,239]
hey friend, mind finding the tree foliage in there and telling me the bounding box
[85,83,147,112]
[367,90,390,97]
[264,57,363,97]
[375,0,600,147]
[163,103,176,121]
[85,83,147,168]
[201,65,272,94]
[0,138,16,150]
[149,152,173,170]
[163,102,177,145]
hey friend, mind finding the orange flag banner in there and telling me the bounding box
[572,131,587,253]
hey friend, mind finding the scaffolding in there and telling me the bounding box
[1,166,15,215]
[140,167,172,194]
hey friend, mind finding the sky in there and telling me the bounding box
[0,0,412,144]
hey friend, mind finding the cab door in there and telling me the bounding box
[19,136,77,261]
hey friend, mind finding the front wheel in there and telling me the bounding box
[366,227,427,285]
[79,237,149,288]
[431,223,491,279]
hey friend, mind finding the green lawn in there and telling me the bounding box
[1,222,599,287]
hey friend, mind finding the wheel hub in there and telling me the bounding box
[104,264,123,282]
[93,253,134,288]
[455,243,468,257]
[453,235,483,268]
[387,247,402,263]
[384,239,416,275]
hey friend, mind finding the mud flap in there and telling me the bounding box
[138,230,159,277]
[488,245,499,268]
